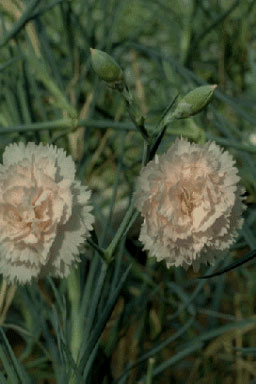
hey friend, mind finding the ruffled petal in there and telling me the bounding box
[134,137,246,270]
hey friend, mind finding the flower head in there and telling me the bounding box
[0,142,94,284]
[134,138,247,271]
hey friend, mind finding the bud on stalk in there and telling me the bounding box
[172,84,217,119]
[90,48,123,87]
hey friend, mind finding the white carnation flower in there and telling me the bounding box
[134,137,247,271]
[0,142,94,284]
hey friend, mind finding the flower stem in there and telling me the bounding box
[105,198,136,261]
[67,269,82,364]
[104,141,149,262]
[121,83,151,143]
[146,358,155,384]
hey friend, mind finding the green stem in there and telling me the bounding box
[146,358,155,384]
[67,269,82,364]
[104,141,149,262]
[0,118,137,134]
[121,84,151,143]
[105,199,136,261]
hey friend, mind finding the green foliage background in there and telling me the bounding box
[0,0,256,383]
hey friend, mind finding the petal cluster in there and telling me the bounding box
[134,138,247,270]
[0,142,94,284]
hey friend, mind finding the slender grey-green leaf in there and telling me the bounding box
[199,249,256,278]
[0,333,19,384]
[0,0,42,48]
[79,264,132,372]
[0,328,31,383]
[115,316,195,383]
[141,341,203,380]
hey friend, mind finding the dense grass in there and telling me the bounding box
[0,0,256,383]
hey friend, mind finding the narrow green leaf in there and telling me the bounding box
[0,0,42,48]
[79,264,132,372]
[184,318,256,346]
[59,338,83,383]
[148,95,178,162]
[0,370,7,384]
[142,341,203,380]
[0,57,21,72]
[0,333,18,384]
[0,328,31,383]
[80,260,108,353]
[232,346,256,355]
[82,340,100,381]
[168,262,221,322]
[199,249,256,279]
[115,317,194,383]
[139,319,256,380]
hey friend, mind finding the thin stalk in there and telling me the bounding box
[105,199,136,262]
[67,269,82,364]
[104,140,149,262]
[0,118,138,134]
[145,358,155,384]
[121,83,151,143]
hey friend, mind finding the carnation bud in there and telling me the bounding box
[172,84,217,119]
[90,48,123,86]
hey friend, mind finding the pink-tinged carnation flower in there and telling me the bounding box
[0,142,94,284]
[134,137,247,271]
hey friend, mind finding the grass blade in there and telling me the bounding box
[199,249,256,279]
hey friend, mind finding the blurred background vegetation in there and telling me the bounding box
[1,0,256,383]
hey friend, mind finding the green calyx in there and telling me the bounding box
[90,48,123,85]
[172,84,218,119]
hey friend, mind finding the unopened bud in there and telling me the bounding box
[90,48,123,86]
[172,84,217,119]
